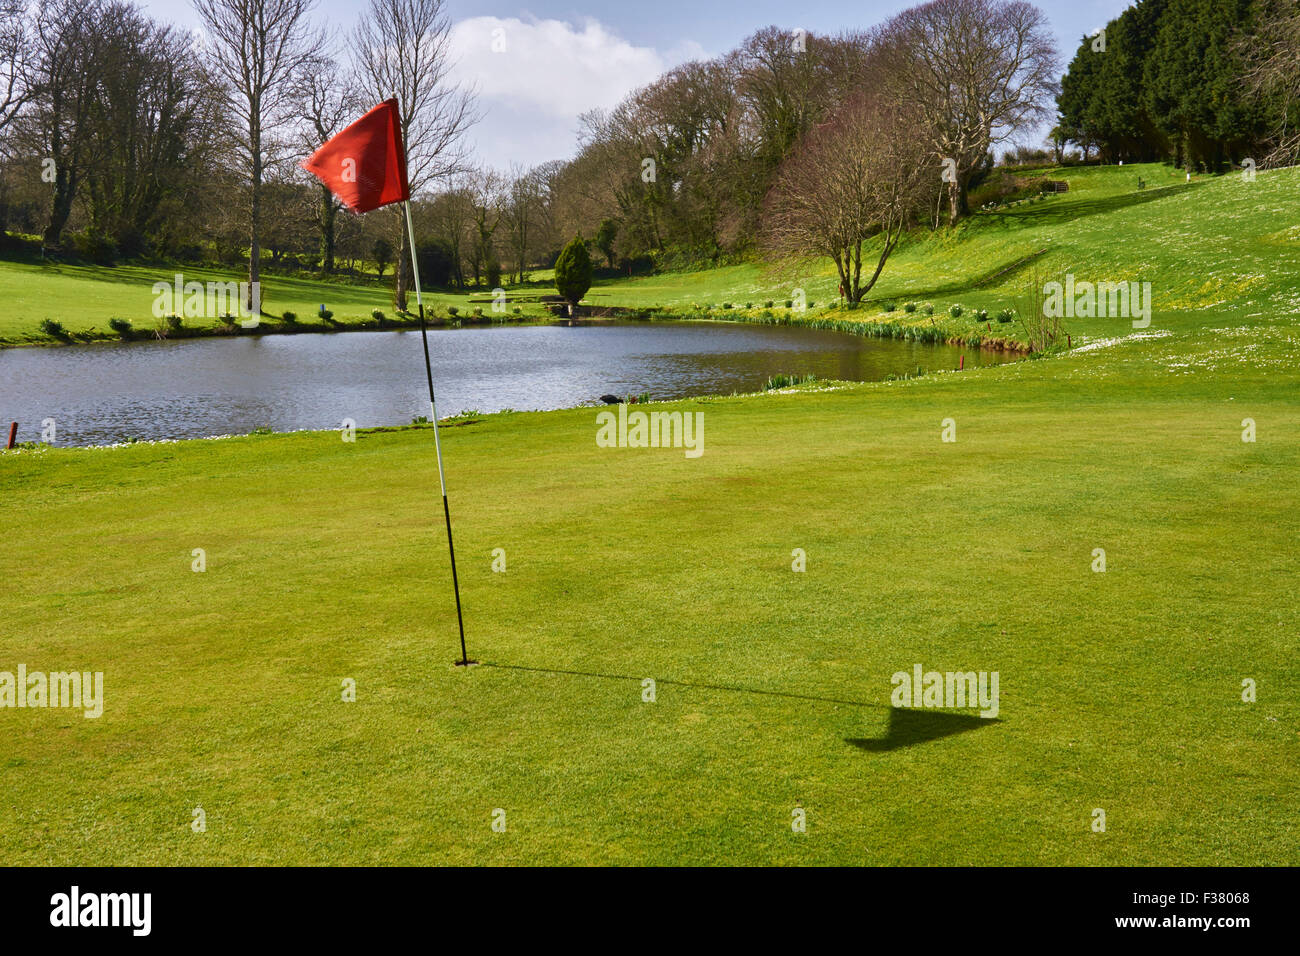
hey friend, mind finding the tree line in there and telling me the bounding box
[549,0,1056,281]
[0,0,1068,309]
[0,0,477,311]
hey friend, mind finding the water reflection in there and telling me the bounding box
[0,320,1014,446]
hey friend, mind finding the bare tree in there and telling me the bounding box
[194,0,321,311]
[428,173,474,289]
[296,49,360,273]
[763,92,930,304]
[877,0,1058,224]
[82,7,214,253]
[466,167,503,287]
[28,0,115,248]
[353,0,476,310]
[1244,0,1300,168]
[0,0,31,235]
[0,0,30,137]
[501,164,540,284]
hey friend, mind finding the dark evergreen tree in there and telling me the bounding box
[1059,0,1265,169]
[554,235,592,313]
[1155,0,1266,169]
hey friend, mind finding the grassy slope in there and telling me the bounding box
[1,163,1297,865]
[594,163,1297,343]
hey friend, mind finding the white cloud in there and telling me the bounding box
[448,16,707,168]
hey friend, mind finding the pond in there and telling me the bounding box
[0,320,1015,446]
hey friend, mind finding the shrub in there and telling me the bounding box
[784,300,793,309]
[71,231,117,265]
[318,308,333,321]
[167,314,183,332]
[472,307,483,317]
[554,235,592,309]
[745,302,753,309]
[976,309,989,323]
[949,303,963,318]
[922,303,934,315]
[997,308,1015,323]
[904,302,917,313]
[512,306,522,315]
[1010,270,1064,351]
[40,318,66,338]
[764,300,774,308]
[883,301,897,312]
[447,306,459,317]
[108,317,132,340]
[372,309,386,322]
[414,237,455,286]
[723,302,732,309]
[281,311,297,324]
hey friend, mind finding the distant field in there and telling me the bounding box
[0,260,562,345]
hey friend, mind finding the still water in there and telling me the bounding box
[0,320,1014,446]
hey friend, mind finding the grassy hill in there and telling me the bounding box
[589,162,1296,342]
[1,162,1296,865]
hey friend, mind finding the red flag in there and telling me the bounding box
[301,99,410,213]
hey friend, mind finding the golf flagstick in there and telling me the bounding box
[299,98,472,667]
[403,198,472,666]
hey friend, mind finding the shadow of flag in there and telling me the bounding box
[847,708,999,752]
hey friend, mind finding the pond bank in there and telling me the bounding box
[2,299,1033,353]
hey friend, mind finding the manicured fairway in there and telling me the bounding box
[1,315,1296,864]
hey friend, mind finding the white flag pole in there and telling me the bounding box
[404,198,471,666]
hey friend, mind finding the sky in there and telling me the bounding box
[139,0,1135,169]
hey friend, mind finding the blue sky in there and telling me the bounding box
[141,0,1133,168]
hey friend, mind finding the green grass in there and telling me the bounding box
[1,330,1295,865]
[590,162,1294,344]
[1,162,1297,865]
[0,260,558,345]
